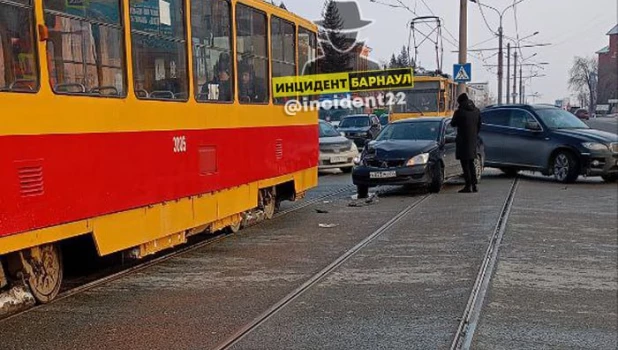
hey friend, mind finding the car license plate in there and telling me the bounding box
[370,171,396,179]
[330,156,348,164]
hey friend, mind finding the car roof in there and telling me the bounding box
[391,117,448,124]
[342,114,373,118]
[482,103,569,113]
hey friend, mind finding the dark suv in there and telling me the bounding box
[337,114,382,149]
[479,104,618,183]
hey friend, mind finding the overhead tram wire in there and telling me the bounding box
[410,0,498,75]
[512,0,526,60]
[475,0,499,35]
[370,0,496,74]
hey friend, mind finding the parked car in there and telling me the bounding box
[479,104,618,183]
[352,117,484,198]
[574,108,590,120]
[319,120,359,173]
[337,114,382,149]
[319,108,349,127]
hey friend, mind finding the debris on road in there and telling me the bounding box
[348,193,379,207]
[318,224,338,228]
[315,209,329,214]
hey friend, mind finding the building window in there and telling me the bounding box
[271,16,295,105]
[44,0,125,96]
[130,0,187,100]
[191,0,233,102]
[0,0,38,92]
[235,4,268,104]
[298,27,316,76]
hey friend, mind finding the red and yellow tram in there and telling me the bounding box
[0,0,318,303]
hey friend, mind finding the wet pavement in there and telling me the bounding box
[472,178,618,349]
[0,170,616,350]
[229,177,515,350]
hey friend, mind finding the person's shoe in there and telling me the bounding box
[472,185,478,193]
[459,186,472,193]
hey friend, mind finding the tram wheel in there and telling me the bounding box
[227,216,242,233]
[19,244,63,304]
[260,188,276,220]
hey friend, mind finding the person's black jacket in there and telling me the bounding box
[450,98,481,160]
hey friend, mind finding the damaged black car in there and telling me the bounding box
[352,117,485,198]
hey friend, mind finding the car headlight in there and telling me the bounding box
[582,142,609,151]
[406,153,429,166]
[350,142,358,152]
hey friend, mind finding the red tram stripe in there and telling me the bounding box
[0,125,318,237]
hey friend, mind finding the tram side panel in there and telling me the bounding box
[0,122,318,239]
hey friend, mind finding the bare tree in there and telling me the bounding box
[568,56,598,113]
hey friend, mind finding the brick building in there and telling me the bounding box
[596,25,618,112]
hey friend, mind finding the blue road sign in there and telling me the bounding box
[453,63,472,83]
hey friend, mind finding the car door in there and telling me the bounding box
[504,109,551,168]
[442,120,459,176]
[480,109,512,164]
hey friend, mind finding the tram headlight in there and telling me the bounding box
[406,153,429,166]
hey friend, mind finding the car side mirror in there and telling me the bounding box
[445,135,457,144]
[525,121,542,131]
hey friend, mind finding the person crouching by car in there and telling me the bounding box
[450,93,481,193]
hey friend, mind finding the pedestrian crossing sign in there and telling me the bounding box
[453,63,472,83]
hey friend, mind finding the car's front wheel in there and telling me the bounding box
[602,174,618,183]
[357,185,369,199]
[552,151,579,183]
[428,162,444,193]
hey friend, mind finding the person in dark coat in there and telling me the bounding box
[450,93,481,193]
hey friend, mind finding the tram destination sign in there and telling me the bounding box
[272,68,414,98]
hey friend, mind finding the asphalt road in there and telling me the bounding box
[0,170,616,350]
[586,116,618,134]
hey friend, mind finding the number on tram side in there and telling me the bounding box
[173,136,187,153]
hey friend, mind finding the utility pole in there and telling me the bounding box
[506,43,510,105]
[457,0,468,96]
[512,51,517,103]
[519,66,523,103]
[470,0,531,104]
[497,26,503,104]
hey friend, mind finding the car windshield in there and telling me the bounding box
[375,121,442,141]
[535,108,590,129]
[319,122,340,138]
[340,116,370,128]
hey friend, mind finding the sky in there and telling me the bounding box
[280,0,618,104]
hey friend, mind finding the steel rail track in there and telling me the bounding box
[214,194,432,350]
[0,184,356,322]
[450,178,520,350]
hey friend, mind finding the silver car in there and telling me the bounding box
[319,120,359,173]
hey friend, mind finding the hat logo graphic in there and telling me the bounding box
[315,1,373,32]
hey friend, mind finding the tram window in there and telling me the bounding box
[130,0,188,101]
[235,4,268,104]
[43,0,125,96]
[271,16,295,105]
[0,0,38,93]
[298,27,317,76]
[191,0,233,102]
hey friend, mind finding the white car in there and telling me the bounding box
[319,120,359,173]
